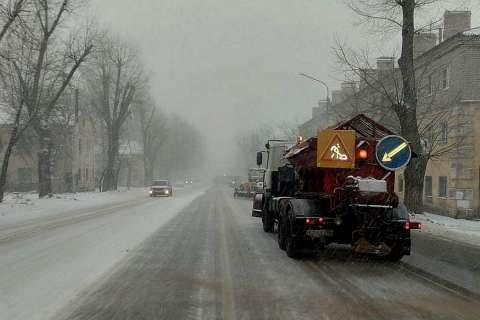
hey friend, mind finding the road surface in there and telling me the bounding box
[42,186,480,320]
[0,186,206,320]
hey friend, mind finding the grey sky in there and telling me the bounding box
[84,0,478,173]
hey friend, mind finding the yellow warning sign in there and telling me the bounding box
[317,129,356,168]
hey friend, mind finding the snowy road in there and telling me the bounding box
[48,186,480,320]
[0,186,207,320]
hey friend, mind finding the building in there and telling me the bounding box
[298,10,480,217]
[0,111,96,193]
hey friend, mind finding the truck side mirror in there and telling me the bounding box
[256,152,263,166]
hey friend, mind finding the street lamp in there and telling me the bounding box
[299,73,330,105]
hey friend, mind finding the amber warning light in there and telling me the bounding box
[357,149,368,160]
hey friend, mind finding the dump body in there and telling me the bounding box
[286,136,395,195]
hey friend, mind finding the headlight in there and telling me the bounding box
[165,190,169,194]
[149,190,153,194]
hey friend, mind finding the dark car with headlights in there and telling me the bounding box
[149,179,173,197]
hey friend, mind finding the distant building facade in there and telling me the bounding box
[0,112,96,193]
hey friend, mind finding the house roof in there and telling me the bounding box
[331,114,395,138]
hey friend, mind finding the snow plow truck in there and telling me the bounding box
[252,114,421,261]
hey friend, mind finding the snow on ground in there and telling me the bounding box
[0,187,148,225]
[413,212,480,247]
[0,185,208,320]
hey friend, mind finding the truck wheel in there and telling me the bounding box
[277,219,287,250]
[262,212,274,233]
[286,236,299,259]
[386,249,404,262]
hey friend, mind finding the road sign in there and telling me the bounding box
[376,135,412,170]
[317,129,355,168]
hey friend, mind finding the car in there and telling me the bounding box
[149,179,173,197]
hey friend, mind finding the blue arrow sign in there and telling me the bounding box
[376,135,412,171]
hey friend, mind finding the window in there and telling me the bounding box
[425,176,432,197]
[85,168,89,181]
[438,176,447,197]
[398,174,404,193]
[427,74,433,96]
[439,121,448,144]
[441,66,449,90]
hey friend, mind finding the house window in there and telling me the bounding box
[439,121,448,144]
[441,66,449,90]
[85,168,89,181]
[427,74,433,96]
[398,174,404,193]
[425,176,432,197]
[438,176,447,197]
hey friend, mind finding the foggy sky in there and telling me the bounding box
[83,0,479,173]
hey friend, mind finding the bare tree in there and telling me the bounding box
[22,0,93,197]
[87,35,144,191]
[235,125,274,173]
[0,0,92,200]
[0,0,27,44]
[337,0,446,213]
[137,98,167,185]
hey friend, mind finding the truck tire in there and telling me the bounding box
[277,218,287,250]
[386,247,404,262]
[286,235,299,259]
[262,211,274,233]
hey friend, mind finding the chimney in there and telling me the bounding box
[443,10,471,40]
[341,81,357,98]
[414,32,437,58]
[376,57,395,71]
[331,89,343,105]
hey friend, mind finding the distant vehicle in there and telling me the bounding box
[184,178,193,185]
[234,182,256,198]
[149,179,173,197]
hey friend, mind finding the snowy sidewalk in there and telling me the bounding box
[0,188,148,226]
[413,212,480,247]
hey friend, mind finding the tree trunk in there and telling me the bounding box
[127,160,132,190]
[144,157,154,186]
[397,0,426,213]
[0,105,23,202]
[102,126,120,191]
[0,133,18,202]
[37,129,53,198]
[403,155,428,213]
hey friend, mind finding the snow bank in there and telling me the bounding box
[0,188,148,225]
[413,212,480,247]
